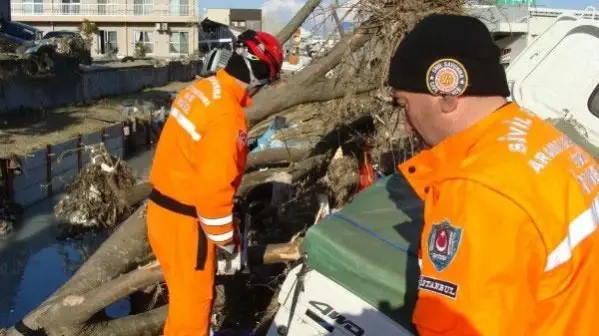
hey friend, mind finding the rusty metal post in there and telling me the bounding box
[77,134,83,172]
[122,121,129,159]
[101,127,107,144]
[144,118,151,148]
[46,144,53,197]
[0,159,14,202]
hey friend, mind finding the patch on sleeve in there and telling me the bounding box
[419,276,459,299]
[428,219,463,272]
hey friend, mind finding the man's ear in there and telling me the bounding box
[440,95,459,114]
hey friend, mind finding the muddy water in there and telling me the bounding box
[0,149,154,328]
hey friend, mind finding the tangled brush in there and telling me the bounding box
[324,148,361,208]
[298,0,465,176]
[54,144,136,230]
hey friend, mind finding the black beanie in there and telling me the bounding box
[224,52,270,85]
[388,14,510,97]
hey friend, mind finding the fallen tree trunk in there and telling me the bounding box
[12,198,304,336]
[246,147,308,169]
[246,31,371,127]
[111,147,315,209]
[15,206,152,333]
[119,181,152,210]
[11,1,469,334]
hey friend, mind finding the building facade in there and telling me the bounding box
[202,8,262,31]
[10,0,199,58]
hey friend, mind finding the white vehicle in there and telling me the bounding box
[267,13,599,336]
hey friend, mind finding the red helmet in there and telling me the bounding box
[236,30,284,84]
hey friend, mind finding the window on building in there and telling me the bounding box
[21,0,44,15]
[231,21,247,28]
[134,0,152,15]
[170,31,189,54]
[61,0,80,15]
[246,20,261,31]
[169,0,189,16]
[97,30,118,54]
[134,30,153,54]
[98,0,107,15]
[105,31,118,53]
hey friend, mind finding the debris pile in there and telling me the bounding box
[53,144,136,230]
[324,148,361,208]
[0,199,23,238]
[121,98,173,144]
[11,1,468,335]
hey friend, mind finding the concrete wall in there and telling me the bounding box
[0,60,202,113]
[10,124,126,207]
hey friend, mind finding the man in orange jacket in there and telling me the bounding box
[147,30,283,336]
[388,14,598,335]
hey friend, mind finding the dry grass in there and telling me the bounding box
[0,81,186,157]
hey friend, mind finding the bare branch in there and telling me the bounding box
[277,0,323,45]
[56,264,163,326]
[84,306,167,336]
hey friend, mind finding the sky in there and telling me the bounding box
[197,0,599,35]
[199,0,599,23]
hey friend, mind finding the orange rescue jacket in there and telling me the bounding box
[149,70,250,245]
[400,102,599,335]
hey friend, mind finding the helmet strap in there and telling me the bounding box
[236,47,269,90]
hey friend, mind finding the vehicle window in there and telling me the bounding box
[43,32,59,38]
[43,31,74,39]
[587,81,599,118]
[3,23,36,40]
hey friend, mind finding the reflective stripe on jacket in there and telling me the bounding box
[400,102,599,335]
[149,69,250,245]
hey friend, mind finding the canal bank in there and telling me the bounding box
[0,148,154,327]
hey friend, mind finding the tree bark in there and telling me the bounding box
[54,263,163,329]
[15,206,151,332]
[246,147,308,169]
[8,199,303,335]
[82,306,167,336]
[331,0,346,38]
[117,145,321,206]
[276,0,323,45]
[246,30,371,127]
[120,182,152,209]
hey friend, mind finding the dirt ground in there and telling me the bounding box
[0,80,191,157]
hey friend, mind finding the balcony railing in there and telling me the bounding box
[11,2,193,17]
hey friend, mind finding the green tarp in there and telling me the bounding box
[300,173,423,331]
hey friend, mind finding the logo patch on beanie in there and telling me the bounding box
[426,59,468,96]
